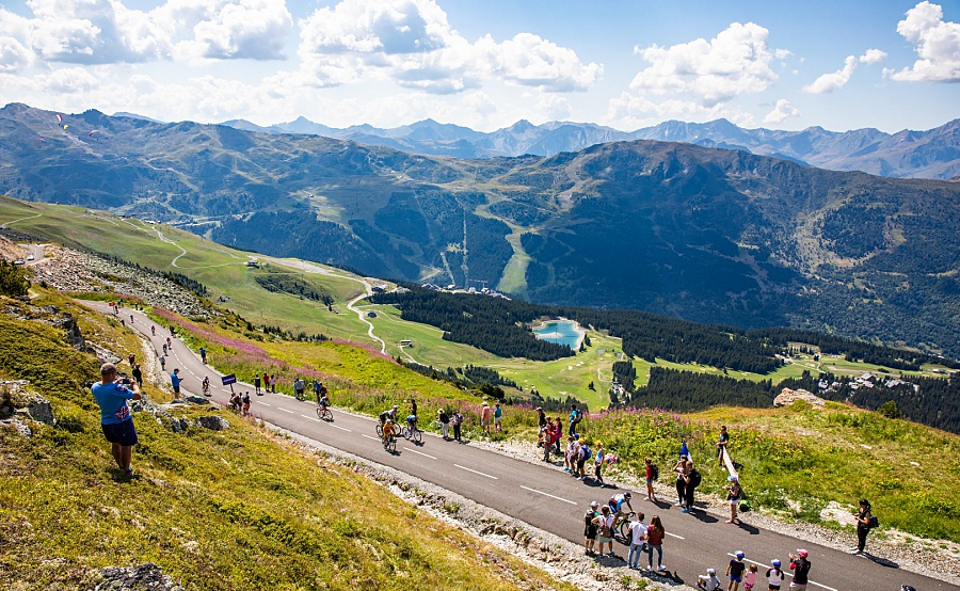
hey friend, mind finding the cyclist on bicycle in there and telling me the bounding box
[382,415,396,447]
[406,414,418,433]
[318,393,330,409]
[379,405,399,426]
[202,376,210,396]
[151,325,156,336]
[608,492,634,531]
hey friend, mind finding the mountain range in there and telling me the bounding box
[1,102,958,358]
[220,115,960,181]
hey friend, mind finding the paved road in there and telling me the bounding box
[93,302,956,591]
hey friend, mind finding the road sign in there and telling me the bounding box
[221,374,237,386]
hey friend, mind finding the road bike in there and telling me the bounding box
[376,422,401,438]
[615,511,637,544]
[383,432,397,453]
[402,424,422,444]
[316,405,333,421]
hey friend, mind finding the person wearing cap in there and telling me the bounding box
[725,475,742,524]
[437,408,451,440]
[91,362,143,476]
[583,501,600,555]
[788,550,811,591]
[766,559,785,591]
[698,567,721,591]
[727,550,746,591]
[170,368,183,398]
[480,401,492,435]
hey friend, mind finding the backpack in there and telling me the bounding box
[688,468,702,488]
[867,515,879,529]
[650,464,660,480]
[581,445,592,460]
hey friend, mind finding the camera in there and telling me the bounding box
[120,377,133,385]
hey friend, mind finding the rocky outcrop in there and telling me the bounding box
[0,381,55,431]
[196,415,230,431]
[774,387,826,407]
[94,563,184,591]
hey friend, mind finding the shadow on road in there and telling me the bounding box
[863,553,899,568]
[733,520,760,535]
[687,510,719,524]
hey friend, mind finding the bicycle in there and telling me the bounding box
[383,431,397,453]
[316,405,333,421]
[402,424,422,444]
[376,422,401,438]
[615,511,637,544]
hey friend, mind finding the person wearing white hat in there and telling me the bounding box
[698,567,721,591]
[725,475,742,523]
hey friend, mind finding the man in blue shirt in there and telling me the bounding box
[171,368,183,397]
[91,363,142,476]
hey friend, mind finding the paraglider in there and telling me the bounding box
[88,130,100,142]
[56,114,63,127]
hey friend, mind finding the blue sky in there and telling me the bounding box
[0,0,957,132]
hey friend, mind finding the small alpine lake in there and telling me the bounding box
[532,319,584,350]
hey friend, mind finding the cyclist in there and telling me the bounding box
[379,405,399,427]
[318,391,330,409]
[382,414,396,448]
[201,376,210,396]
[608,491,634,531]
[406,413,418,434]
[150,325,156,336]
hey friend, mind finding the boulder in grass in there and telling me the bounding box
[95,562,184,591]
[773,387,826,408]
[196,415,230,431]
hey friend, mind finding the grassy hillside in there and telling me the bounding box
[0,291,575,591]
[578,404,960,543]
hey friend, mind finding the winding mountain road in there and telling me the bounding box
[90,302,955,591]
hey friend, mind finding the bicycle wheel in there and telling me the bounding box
[392,423,402,437]
[376,423,383,437]
[321,408,333,421]
[401,426,411,440]
[412,428,422,444]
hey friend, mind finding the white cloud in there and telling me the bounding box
[859,48,887,64]
[763,98,800,124]
[629,22,781,107]
[295,0,600,93]
[186,0,293,61]
[889,1,960,82]
[803,55,857,93]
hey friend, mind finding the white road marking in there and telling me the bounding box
[329,424,352,433]
[361,434,380,441]
[728,554,836,591]
[259,402,271,407]
[454,464,498,480]
[664,531,684,540]
[519,485,576,505]
[301,414,322,421]
[277,408,295,414]
[402,447,436,459]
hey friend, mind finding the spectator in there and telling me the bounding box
[480,402,492,434]
[199,347,207,364]
[674,454,688,506]
[852,499,873,555]
[253,374,261,395]
[536,407,547,431]
[788,549,811,591]
[766,559,785,591]
[594,443,606,487]
[646,515,666,572]
[552,417,564,454]
[627,512,648,569]
[242,392,251,416]
[438,409,451,440]
[583,501,600,556]
[293,377,305,400]
[91,363,142,476]
[170,368,183,398]
[493,402,503,432]
[644,457,658,501]
[541,425,554,462]
[592,505,615,558]
[564,435,578,474]
[743,564,758,591]
[727,550,745,591]
[698,567,721,591]
[682,460,699,513]
[131,364,143,388]
[569,404,583,435]
[410,398,418,418]
[725,475,742,523]
[717,425,729,465]
[452,410,463,441]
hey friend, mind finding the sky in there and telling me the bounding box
[0,0,958,133]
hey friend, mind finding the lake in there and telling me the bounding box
[533,320,583,350]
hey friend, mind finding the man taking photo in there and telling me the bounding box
[91,363,142,477]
